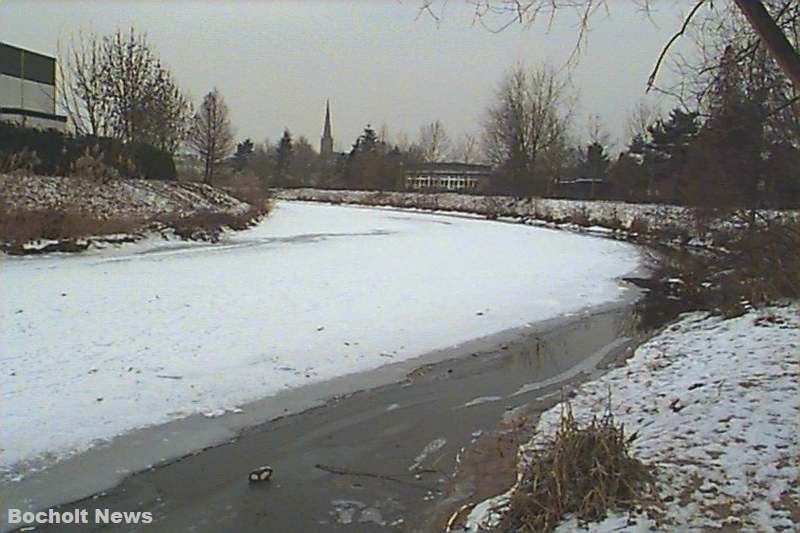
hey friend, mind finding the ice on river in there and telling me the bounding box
[0,201,640,475]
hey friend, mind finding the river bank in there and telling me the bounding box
[463,303,799,532]
[0,174,269,254]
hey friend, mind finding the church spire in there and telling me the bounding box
[320,99,333,157]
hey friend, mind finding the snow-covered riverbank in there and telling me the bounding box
[274,188,799,240]
[0,201,641,481]
[466,304,800,531]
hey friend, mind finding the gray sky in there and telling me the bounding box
[1,1,692,151]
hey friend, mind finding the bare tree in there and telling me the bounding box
[483,63,575,195]
[59,33,108,137]
[188,89,235,185]
[586,113,613,148]
[451,132,482,164]
[102,29,192,152]
[418,120,451,162]
[733,0,800,90]
[60,28,192,153]
[418,1,800,92]
[393,132,412,152]
[671,1,799,146]
[378,122,390,144]
[625,99,662,143]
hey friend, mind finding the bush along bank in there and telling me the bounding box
[1,174,272,255]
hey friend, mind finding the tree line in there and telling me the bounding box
[5,28,237,183]
[224,50,798,209]
[211,2,800,209]
[5,2,797,211]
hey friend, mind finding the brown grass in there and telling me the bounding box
[647,217,800,318]
[0,203,141,245]
[159,208,262,241]
[566,207,591,227]
[1,188,273,252]
[628,216,650,235]
[595,209,624,231]
[503,404,656,532]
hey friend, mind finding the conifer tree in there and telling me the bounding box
[274,129,294,184]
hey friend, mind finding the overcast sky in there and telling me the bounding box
[1,1,692,151]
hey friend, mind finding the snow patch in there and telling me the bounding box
[469,305,800,531]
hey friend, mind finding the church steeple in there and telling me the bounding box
[320,99,333,157]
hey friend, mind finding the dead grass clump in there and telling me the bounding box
[1,148,41,175]
[0,203,141,245]
[533,203,555,223]
[226,187,272,216]
[160,201,270,241]
[369,191,391,206]
[504,405,655,532]
[596,209,624,231]
[480,197,503,219]
[417,194,441,211]
[628,216,650,235]
[70,146,112,183]
[567,207,591,227]
[646,217,800,318]
[1,201,270,250]
[161,211,237,241]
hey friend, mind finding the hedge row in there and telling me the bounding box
[0,122,176,180]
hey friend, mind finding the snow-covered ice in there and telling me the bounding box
[466,304,800,531]
[0,201,639,477]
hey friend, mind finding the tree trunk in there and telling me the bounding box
[204,155,212,185]
[733,0,800,92]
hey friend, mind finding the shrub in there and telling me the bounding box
[0,123,176,180]
[71,145,110,182]
[504,405,655,532]
[0,203,141,245]
[628,216,650,235]
[0,123,64,174]
[132,143,177,180]
[567,206,591,227]
[227,187,272,218]
[0,147,41,175]
[596,208,624,231]
[643,216,800,318]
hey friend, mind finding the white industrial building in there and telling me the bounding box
[0,42,67,131]
[404,162,493,193]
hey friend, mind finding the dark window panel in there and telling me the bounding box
[0,43,23,78]
[0,43,56,85]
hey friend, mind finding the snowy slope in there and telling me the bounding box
[0,174,248,219]
[0,201,640,478]
[466,305,800,531]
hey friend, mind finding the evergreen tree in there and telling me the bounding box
[609,151,649,201]
[343,125,388,190]
[580,142,610,182]
[351,125,382,155]
[233,138,254,171]
[274,129,293,185]
[643,108,700,202]
[684,46,766,209]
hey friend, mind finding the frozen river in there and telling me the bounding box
[0,201,640,478]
